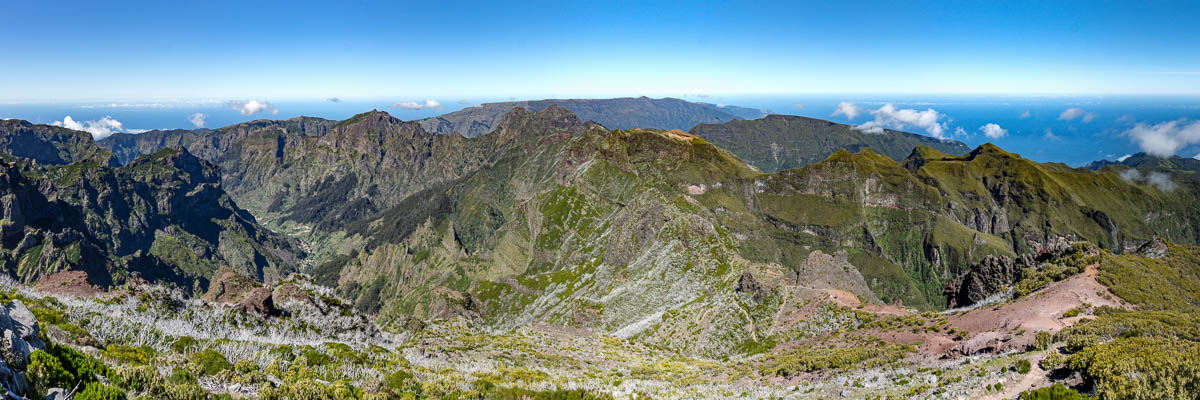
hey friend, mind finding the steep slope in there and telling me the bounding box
[100,116,337,164]
[0,147,301,292]
[688,114,971,172]
[322,108,1200,359]
[418,97,766,137]
[0,119,116,166]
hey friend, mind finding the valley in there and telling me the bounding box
[0,100,1197,399]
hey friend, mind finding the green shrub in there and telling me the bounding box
[1034,331,1054,350]
[1013,359,1032,374]
[168,367,196,385]
[28,350,75,398]
[1066,337,1200,400]
[171,337,199,354]
[75,382,127,400]
[188,349,232,376]
[1017,384,1089,400]
[760,342,913,377]
[1040,352,1065,370]
[102,345,154,365]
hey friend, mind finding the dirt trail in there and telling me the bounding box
[981,350,1052,400]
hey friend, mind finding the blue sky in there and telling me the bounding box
[3,1,1200,101]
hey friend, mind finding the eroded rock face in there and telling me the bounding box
[944,255,1031,308]
[0,300,46,396]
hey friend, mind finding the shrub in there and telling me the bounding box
[1013,359,1032,374]
[75,382,127,400]
[1034,331,1053,350]
[189,349,232,376]
[1040,353,1064,370]
[1017,384,1089,400]
[171,337,199,354]
[28,350,75,398]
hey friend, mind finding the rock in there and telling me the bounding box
[237,287,277,317]
[1136,237,1169,259]
[944,255,1030,308]
[6,301,39,342]
[0,300,43,396]
[44,388,69,400]
[735,272,766,302]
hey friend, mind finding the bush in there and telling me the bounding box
[1017,384,1089,400]
[171,337,199,354]
[1040,352,1065,370]
[1013,359,1032,374]
[76,382,127,400]
[1034,331,1053,350]
[28,350,75,398]
[188,349,232,376]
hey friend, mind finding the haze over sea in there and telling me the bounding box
[4,95,1198,167]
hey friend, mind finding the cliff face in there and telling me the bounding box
[0,119,115,166]
[0,147,301,293]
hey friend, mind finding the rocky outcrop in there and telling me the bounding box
[944,255,1032,308]
[0,146,302,290]
[0,300,46,396]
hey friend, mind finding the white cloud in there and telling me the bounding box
[227,100,276,116]
[326,97,341,103]
[793,104,804,110]
[1119,169,1176,192]
[1194,152,1200,160]
[955,127,967,137]
[1122,119,1200,157]
[1019,110,1031,119]
[188,113,208,128]
[831,101,863,120]
[390,99,443,110]
[979,123,1007,139]
[1043,128,1060,140]
[1081,112,1097,123]
[457,99,470,105]
[1058,107,1086,121]
[852,103,947,138]
[52,115,127,140]
[1117,154,1132,162]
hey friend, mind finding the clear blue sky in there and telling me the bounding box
[2,1,1200,101]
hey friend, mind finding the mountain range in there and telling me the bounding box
[2,98,1199,398]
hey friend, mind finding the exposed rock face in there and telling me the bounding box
[0,300,46,396]
[204,268,278,316]
[1137,237,1170,259]
[0,147,301,291]
[944,255,1031,308]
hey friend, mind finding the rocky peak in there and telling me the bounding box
[492,105,586,141]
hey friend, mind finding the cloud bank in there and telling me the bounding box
[391,99,442,110]
[852,103,946,138]
[188,113,208,128]
[52,115,127,140]
[1122,119,1200,157]
[1119,169,1177,192]
[831,102,863,120]
[979,123,1007,139]
[227,100,277,116]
